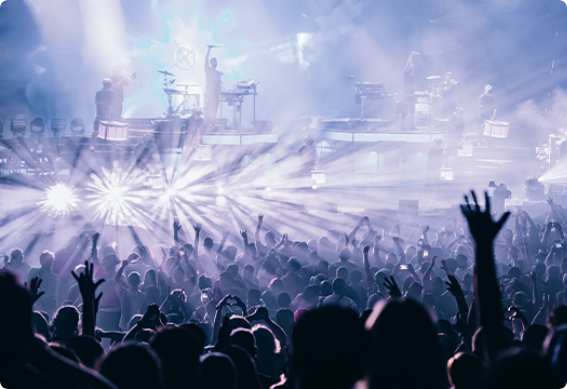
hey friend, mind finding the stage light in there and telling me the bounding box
[51,119,67,137]
[11,119,27,137]
[39,183,79,216]
[216,195,227,206]
[70,118,85,135]
[30,118,45,137]
[265,187,272,192]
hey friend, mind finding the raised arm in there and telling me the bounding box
[205,46,213,71]
[392,236,406,264]
[255,214,264,244]
[217,230,230,255]
[349,217,368,245]
[193,223,202,260]
[173,220,182,247]
[460,191,510,361]
[72,261,105,338]
[90,233,100,266]
[363,246,374,289]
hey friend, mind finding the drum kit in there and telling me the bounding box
[158,70,200,118]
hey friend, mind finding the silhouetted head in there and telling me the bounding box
[52,306,80,342]
[447,352,484,389]
[487,347,551,389]
[39,251,54,269]
[197,352,237,389]
[291,306,369,389]
[151,327,201,389]
[231,328,257,358]
[100,343,161,389]
[210,57,218,68]
[222,346,262,389]
[10,249,23,265]
[366,299,447,389]
[66,335,105,369]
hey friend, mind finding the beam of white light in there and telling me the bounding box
[39,183,79,217]
[539,157,567,184]
[86,166,148,227]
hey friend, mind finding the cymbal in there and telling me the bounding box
[164,88,182,94]
[158,70,175,76]
[426,75,441,80]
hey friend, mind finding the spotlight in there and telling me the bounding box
[11,119,27,137]
[30,118,45,137]
[70,118,85,135]
[51,119,67,137]
[265,187,272,192]
[39,183,79,216]
[216,195,227,206]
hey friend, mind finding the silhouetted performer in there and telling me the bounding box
[204,45,223,128]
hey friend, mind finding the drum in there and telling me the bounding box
[97,120,129,141]
[483,120,509,138]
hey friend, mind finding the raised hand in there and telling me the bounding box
[363,245,370,255]
[344,233,350,245]
[193,223,202,233]
[445,275,464,298]
[71,261,105,302]
[173,220,182,233]
[93,232,100,243]
[222,230,230,240]
[383,276,402,298]
[257,213,264,224]
[240,230,248,241]
[460,191,510,243]
[280,233,288,245]
[25,277,45,304]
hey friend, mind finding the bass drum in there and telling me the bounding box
[483,120,509,138]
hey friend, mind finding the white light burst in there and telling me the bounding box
[39,183,79,216]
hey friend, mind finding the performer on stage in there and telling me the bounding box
[441,71,458,118]
[400,52,419,131]
[299,135,318,175]
[94,79,114,133]
[109,64,136,120]
[204,45,223,128]
[479,84,496,143]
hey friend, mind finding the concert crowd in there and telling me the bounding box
[2,191,567,389]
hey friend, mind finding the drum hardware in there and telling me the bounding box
[157,70,175,77]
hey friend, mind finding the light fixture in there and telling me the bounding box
[51,119,67,137]
[30,118,45,137]
[11,119,27,137]
[70,118,85,135]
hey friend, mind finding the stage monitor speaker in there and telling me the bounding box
[399,199,418,217]
[252,120,272,133]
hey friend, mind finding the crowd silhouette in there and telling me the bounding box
[2,191,567,388]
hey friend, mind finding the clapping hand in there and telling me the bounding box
[25,277,45,304]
